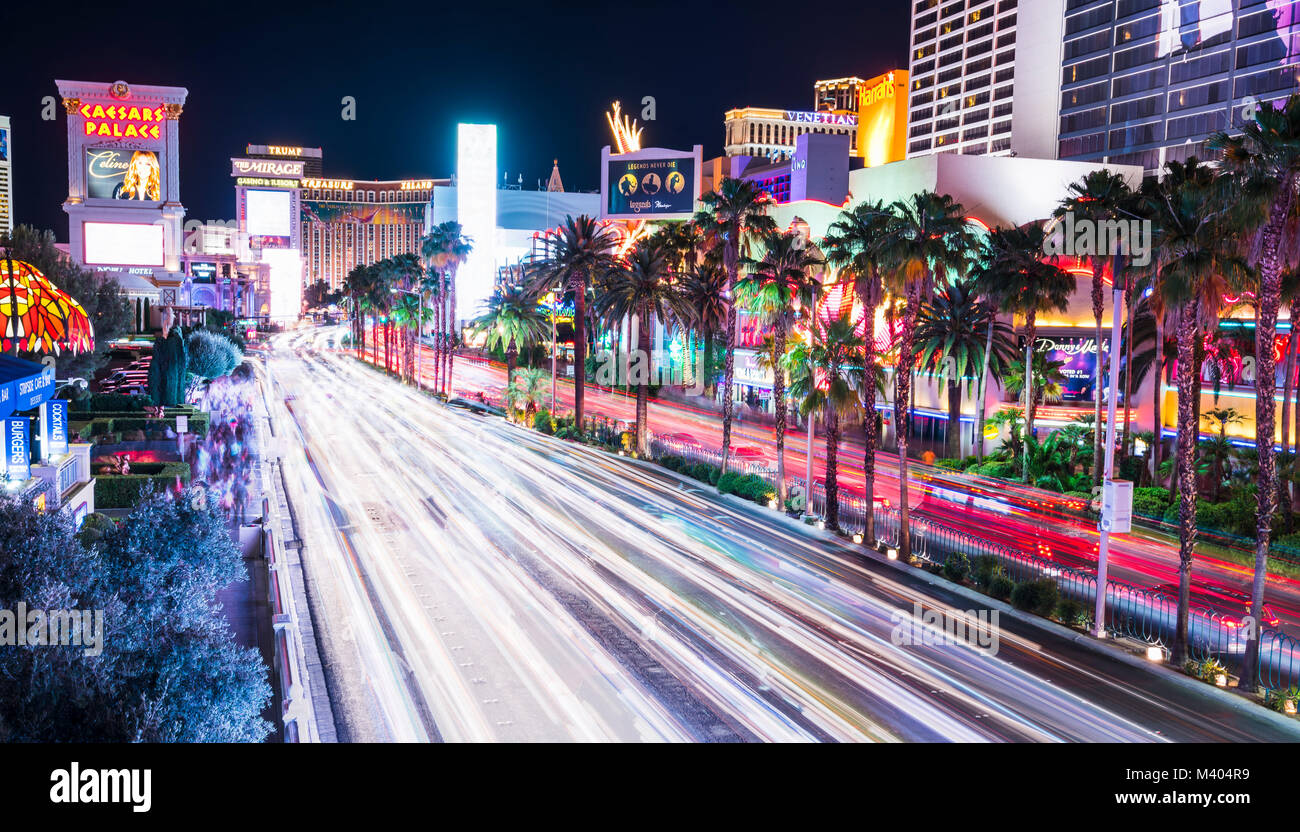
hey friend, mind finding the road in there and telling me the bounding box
[441,351,1300,636]
[265,327,1300,741]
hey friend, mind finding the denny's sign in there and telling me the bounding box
[77,102,165,140]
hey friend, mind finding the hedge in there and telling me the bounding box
[94,462,192,509]
[78,410,211,440]
[717,471,776,504]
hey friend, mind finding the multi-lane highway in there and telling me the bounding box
[262,328,1298,741]
[445,351,1300,636]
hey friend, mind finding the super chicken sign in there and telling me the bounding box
[78,102,164,140]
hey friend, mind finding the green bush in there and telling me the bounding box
[659,455,685,471]
[1133,486,1172,517]
[976,461,1015,479]
[1119,455,1145,482]
[76,511,116,544]
[94,462,192,509]
[1010,578,1060,617]
[684,462,721,485]
[941,552,971,583]
[85,393,154,412]
[971,555,998,589]
[988,574,1015,600]
[1034,475,1062,492]
[717,472,775,504]
[933,458,963,470]
[533,409,554,435]
[1054,598,1089,627]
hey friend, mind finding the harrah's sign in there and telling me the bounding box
[862,72,897,108]
[79,102,164,140]
[231,158,306,178]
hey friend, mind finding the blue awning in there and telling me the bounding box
[0,356,56,417]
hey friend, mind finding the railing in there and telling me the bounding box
[260,495,317,742]
[645,437,1300,693]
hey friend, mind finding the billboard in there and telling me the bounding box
[1030,334,1108,404]
[262,248,302,321]
[190,261,217,281]
[602,147,699,220]
[5,417,29,481]
[244,188,293,248]
[82,222,164,267]
[857,70,908,167]
[41,399,68,458]
[0,126,8,163]
[86,148,162,201]
[457,123,498,323]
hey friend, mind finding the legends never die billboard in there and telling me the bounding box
[606,155,694,218]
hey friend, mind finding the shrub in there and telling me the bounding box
[85,392,154,412]
[1119,455,1145,482]
[971,555,998,589]
[188,330,243,380]
[941,552,971,583]
[94,462,192,509]
[1010,578,1060,617]
[659,455,685,471]
[1054,598,1089,628]
[1133,486,1172,517]
[533,409,554,435]
[76,511,116,544]
[933,458,963,470]
[1185,657,1228,684]
[976,461,1015,479]
[988,574,1015,600]
[1264,686,1300,713]
[1034,475,1062,492]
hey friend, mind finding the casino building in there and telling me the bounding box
[0,115,11,234]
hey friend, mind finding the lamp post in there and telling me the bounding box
[1094,255,1127,638]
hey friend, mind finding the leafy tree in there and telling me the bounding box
[187,329,242,382]
[736,229,823,502]
[472,281,548,383]
[507,367,549,421]
[422,222,472,395]
[694,179,778,474]
[0,494,270,741]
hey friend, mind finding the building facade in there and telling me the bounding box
[300,177,444,289]
[906,0,1063,160]
[0,115,11,234]
[1057,0,1300,174]
[724,107,859,160]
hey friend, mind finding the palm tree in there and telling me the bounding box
[389,292,429,385]
[736,230,824,504]
[526,215,621,429]
[422,221,472,396]
[1056,169,1134,485]
[694,178,778,474]
[676,258,728,397]
[593,240,692,455]
[344,263,379,359]
[824,199,893,542]
[877,191,978,561]
[973,222,1075,481]
[1150,158,1254,666]
[914,278,1016,459]
[507,367,550,421]
[472,282,548,383]
[787,313,864,532]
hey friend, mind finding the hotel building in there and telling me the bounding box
[1057,0,1300,174]
[0,115,11,234]
[906,0,1064,160]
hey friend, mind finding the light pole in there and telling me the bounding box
[1094,257,1126,638]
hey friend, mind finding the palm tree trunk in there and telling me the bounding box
[1153,313,1165,486]
[896,280,922,560]
[1282,309,1296,457]
[1023,310,1038,482]
[1173,302,1200,665]
[975,315,994,465]
[825,403,840,531]
[720,252,738,475]
[506,340,518,390]
[862,294,878,544]
[1121,281,1135,458]
[1242,190,1294,692]
[445,266,458,396]
[946,379,962,458]
[773,324,788,505]
[1092,261,1106,486]
[571,275,587,426]
[635,309,650,456]
[703,331,715,398]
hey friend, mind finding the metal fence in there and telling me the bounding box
[646,435,1300,693]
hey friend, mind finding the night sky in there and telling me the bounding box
[1,0,908,238]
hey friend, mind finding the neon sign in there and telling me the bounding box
[232,159,305,177]
[301,178,353,190]
[236,177,299,188]
[267,145,303,156]
[78,103,164,139]
[400,180,433,190]
[783,111,857,126]
[862,71,897,107]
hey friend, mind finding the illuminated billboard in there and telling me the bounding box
[244,188,293,248]
[1029,334,1109,404]
[601,146,701,221]
[85,148,161,201]
[856,70,908,168]
[82,222,164,267]
[262,248,302,321]
[76,102,164,140]
[457,123,497,323]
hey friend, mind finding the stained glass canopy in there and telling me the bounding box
[0,257,94,355]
